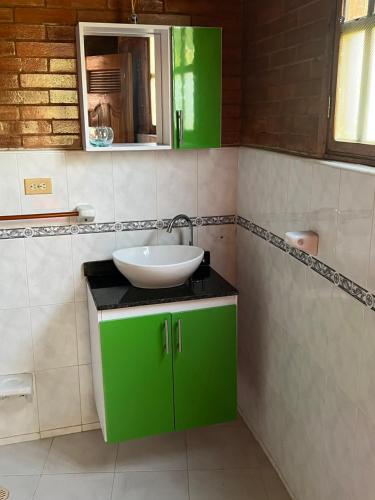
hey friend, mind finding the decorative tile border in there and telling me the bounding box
[237,215,375,311]
[6,211,372,310]
[0,215,236,241]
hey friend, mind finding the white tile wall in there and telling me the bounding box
[358,311,375,422]
[30,303,78,371]
[115,228,158,249]
[65,151,115,223]
[71,232,116,301]
[156,150,198,219]
[36,366,81,432]
[197,224,236,286]
[0,308,33,375]
[0,239,29,309]
[0,153,20,216]
[237,147,375,500]
[112,151,157,221]
[25,235,74,306]
[197,148,238,216]
[0,148,238,443]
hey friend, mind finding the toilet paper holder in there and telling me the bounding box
[0,373,33,401]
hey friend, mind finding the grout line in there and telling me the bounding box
[364,177,375,291]
[62,151,70,219]
[7,472,117,477]
[14,152,23,218]
[186,465,265,472]
[109,442,120,500]
[32,362,86,374]
[113,440,120,474]
[21,234,43,442]
[184,431,191,499]
[155,152,160,224]
[31,474,42,500]
[195,150,199,219]
[69,233,80,367]
[109,469,117,500]
[41,435,54,474]
[334,168,342,274]
[109,152,117,224]
[77,364,84,428]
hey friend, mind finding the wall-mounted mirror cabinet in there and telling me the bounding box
[77,22,222,151]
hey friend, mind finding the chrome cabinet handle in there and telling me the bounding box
[180,111,184,145]
[178,319,182,353]
[176,110,184,146]
[164,320,169,355]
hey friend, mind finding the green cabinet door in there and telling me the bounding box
[172,26,222,149]
[172,306,237,431]
[100,314,174,443]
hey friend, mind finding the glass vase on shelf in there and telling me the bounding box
[88,126,114,147]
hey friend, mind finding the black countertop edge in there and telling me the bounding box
[84,260,238,311]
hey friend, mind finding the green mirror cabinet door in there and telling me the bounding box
[172,306,237,431]
[172,26,222,149]
[100,314,174,443]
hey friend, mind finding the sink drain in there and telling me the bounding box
[0,487,9,500]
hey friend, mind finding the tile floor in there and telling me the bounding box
[0,419,291,500]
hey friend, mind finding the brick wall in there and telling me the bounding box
[241,0,336,157]
[0,0,242,149]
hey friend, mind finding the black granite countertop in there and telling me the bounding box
[84,260,238,311]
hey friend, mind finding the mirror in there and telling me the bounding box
[77,23,172,150]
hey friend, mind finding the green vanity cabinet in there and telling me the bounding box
[98,305,236,443]
[172,26,222,149]
[100,313,175,443]
[173,306,237,431]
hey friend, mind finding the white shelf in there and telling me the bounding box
[85,144,172,152]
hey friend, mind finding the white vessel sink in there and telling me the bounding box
[113,245,204,289]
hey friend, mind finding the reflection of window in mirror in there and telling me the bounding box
[84,34,158,145]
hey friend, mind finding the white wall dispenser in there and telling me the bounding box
[285,231,319,256]
[76,204,96,222]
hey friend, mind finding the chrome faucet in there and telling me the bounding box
[166,214,194,246]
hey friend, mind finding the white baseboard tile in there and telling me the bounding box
[0,432,41,446]
[82,422,101,432]
[0,422,102,446]
[40,425,82,439]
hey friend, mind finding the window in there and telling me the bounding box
[329,0,375,159]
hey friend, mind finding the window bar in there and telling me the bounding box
[342,0,347,21]
[356,3,374,142]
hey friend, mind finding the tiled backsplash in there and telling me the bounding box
[0,147,237,444]
[237,147,375,499]
[238,147,375,287]
[4,142,375,499]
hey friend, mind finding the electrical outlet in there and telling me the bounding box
[24,178,52,195]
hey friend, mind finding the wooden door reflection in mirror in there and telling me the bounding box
[84,35,157,145]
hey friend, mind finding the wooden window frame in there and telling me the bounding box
[327,0,375,164]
